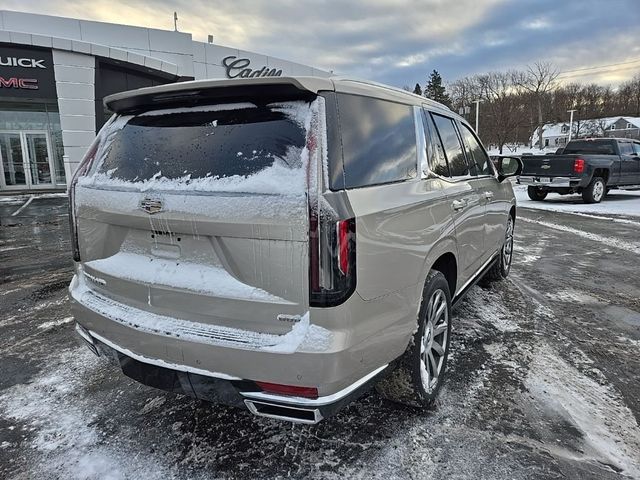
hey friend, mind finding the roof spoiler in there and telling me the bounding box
[104,77,334,114]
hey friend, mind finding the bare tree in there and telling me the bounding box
[513,62,559,149]
[477,71,528,153]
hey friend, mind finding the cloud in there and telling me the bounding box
[1,0,639,87]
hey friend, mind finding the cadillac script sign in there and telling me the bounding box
[222,56,283,79]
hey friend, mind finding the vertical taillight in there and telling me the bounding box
[69,137,101,262]
[573,158,585,174]
[309,208,356,307]
[337,220,350,276]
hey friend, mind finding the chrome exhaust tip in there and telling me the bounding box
[75,322,99,357]
[244,399,323,424]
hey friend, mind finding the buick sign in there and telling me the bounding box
[0,46,56,98]
[0,57,46,68]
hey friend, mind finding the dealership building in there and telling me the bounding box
[0,10,328,193]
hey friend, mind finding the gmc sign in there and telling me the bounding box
[0,46,56,98]
[0,77,38,90]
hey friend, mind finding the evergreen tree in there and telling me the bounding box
[413,83,423,96]
[424,70,451,106]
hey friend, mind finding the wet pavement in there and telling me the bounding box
[0,195,639,479]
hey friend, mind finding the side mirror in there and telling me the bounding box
[496,156,523,182]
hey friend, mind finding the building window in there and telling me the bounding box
[561,125,568,133]
[627,123,634,129]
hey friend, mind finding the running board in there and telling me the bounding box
[452,254,499,308]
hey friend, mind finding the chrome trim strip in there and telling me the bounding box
[244,400,323,424]
[455,254,498,297]
[240,363,388,406]
[88,329,243,381]
[75,322,95,345]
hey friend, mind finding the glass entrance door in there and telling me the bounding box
[25,133,53,187]
[0,131,56,190]
[0,133,27,187]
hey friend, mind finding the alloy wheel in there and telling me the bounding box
[419,289,449,393]
[593,180,604,202]
[502,217,514,272]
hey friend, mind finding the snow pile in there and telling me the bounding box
[85,252,283,302]
[262,312,334,354]
[38,316,74,330]
[138,102,257,117]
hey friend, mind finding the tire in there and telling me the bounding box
[483,215,515,283]
[527,186,548,201]
[582,177,606,204]
[375,270,452,408]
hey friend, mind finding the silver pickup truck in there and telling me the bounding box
[518,138,640,203]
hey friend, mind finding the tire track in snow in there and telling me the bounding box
[525,343,640,478]
[518,216,640,255]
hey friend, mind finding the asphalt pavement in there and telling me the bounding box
[0,195,638,480]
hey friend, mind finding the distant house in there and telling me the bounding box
[530,116,640,147]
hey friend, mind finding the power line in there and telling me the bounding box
[559,58,640,75]
[558,65,640,81]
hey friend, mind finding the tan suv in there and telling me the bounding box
[69,77,521,424]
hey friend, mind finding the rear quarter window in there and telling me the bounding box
[336,94,417,189]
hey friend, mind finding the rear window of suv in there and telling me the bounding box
[83,101,313,195]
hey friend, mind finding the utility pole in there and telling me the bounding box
[473,99,482,134]
[567,109,577,141]
[173,12,178,31]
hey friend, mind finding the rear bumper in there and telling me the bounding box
[74,322,386,423]
[518,176,583,188]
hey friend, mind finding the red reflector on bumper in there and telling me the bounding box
[256,381,319,399]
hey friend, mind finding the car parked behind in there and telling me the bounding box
[519,138,640,203]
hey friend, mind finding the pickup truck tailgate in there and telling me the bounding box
[521,155,578,176]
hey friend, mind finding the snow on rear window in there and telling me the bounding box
[80,100,316,195]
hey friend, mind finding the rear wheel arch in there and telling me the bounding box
[430,252,457,301]
[593,168,609,184]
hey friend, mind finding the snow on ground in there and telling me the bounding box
[0,348,173,480]
[526,344,640,478]
[514,184,640,218]
[518,216,640,255]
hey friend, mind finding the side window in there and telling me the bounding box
[422,109,450,177]
[633,143,640,155]
[619,142,634,155]
[431,113,469,177]
[337,94,417,189]
[459,123,494,176]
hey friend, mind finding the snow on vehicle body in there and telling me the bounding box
[519,138,640,203]
[69,76,521,423]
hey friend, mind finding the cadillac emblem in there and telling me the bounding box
[140,197,163,214]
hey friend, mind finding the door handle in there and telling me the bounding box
[452,200,465,211]
[484,191,494,200]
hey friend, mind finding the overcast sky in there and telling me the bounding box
[3,0,640,88]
